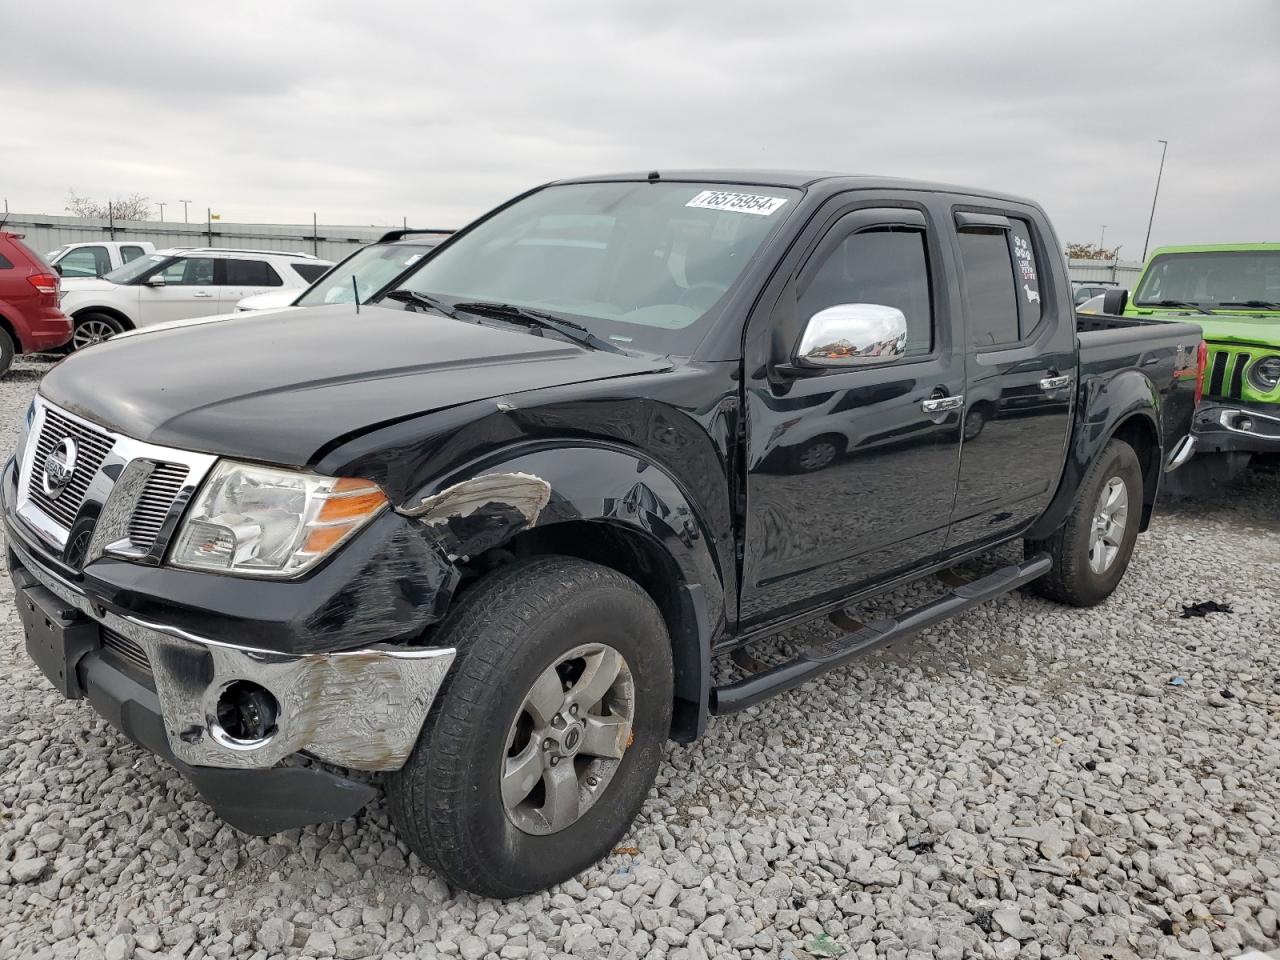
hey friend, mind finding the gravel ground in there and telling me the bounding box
[1,357,1278,960]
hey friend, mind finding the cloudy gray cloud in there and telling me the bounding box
[4,0,1277,256]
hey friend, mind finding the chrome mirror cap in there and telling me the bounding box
[795,303,909,368]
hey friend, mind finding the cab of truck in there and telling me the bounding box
[1111,244,1280,487]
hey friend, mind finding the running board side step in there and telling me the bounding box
[711,553,1052,715]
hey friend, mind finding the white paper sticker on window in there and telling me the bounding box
[685,190,788,216]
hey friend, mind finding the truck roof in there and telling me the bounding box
[553,169,1040,208]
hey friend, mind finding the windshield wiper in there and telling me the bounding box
[383,289,463,320]
[453,301,624,354]
[1219,300,1280,310]
[1151,299,1214,316]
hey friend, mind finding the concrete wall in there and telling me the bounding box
[3,213,455,264]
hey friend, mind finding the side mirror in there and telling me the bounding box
[145,274,167,287]
[794,303,909,369]
[1101,288,1128,315]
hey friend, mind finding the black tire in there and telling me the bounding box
[963,405,988,441]
[1026,438,1143,607]
[0,327,15,377]
[71,312,126,351]
[386,556,673,898]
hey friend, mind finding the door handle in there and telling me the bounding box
[1039,374,1071,391]
[921,395,964,413]
[193,291,213,298]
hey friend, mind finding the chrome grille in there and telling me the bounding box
[28,409,114,529]
[101,627,151,674]
[127,463,190,552]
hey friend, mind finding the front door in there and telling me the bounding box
[138,256,221,326]
[741,204,964,627]
[946,208,1075,551]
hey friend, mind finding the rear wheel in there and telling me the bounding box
[1026,438,1142,607]
[72,312,125,351]
[0,328,15,377]
[386,556,672,897]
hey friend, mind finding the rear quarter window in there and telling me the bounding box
[291,263,329,283]
[0,253,12,269]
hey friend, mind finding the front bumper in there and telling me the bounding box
[6,474,456,833]
[1193,400,1280,455]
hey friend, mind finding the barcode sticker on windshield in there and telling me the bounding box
[686,191,788,216]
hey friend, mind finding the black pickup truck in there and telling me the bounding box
[6,172,1203,897]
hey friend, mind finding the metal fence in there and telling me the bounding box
[1,212,456,264]
[1067,258,1143,289]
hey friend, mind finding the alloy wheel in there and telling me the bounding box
[1088,476,1129,573]
[501,643,635,835]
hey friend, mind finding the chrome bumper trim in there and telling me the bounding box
[9,532,454,772]
[1165,434,1197,471]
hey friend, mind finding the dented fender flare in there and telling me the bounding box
[398,444,725,741]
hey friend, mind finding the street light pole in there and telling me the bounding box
[156,201,166,221]
[1142,140,1169,262]
[180,200,192,224]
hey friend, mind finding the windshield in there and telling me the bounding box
[104,253,171,284]
[295,242,438,307]
[1134,250,1280,309]
[393,181,800,354]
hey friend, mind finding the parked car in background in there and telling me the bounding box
[234,230,449,311]
[57,248,332,349]
[46,241,156,278]
[0,231,72,373]
[1072,282,1117,305]
[1110,242,1280,489]
[8,172,1203,896]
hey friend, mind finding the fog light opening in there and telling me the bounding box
[211,680,279,748]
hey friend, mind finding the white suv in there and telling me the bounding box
[58,248,333,350]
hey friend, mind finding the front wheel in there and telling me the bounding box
[0,328,15,377]
[71,312,126,351]
[1026,438,1143,607]
[386,557,672,897]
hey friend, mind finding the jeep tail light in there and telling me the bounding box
[1193,341,1208,406]
[27,273,60,297]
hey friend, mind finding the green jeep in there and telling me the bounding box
[1106,243,1280,489]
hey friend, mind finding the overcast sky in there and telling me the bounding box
[4,1,1277,257]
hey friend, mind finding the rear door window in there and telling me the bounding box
[120,245,147,263]
[225,259,283,286]
[1009,219,1043,334]
[957,228,1019,347]
[291,263,329,283]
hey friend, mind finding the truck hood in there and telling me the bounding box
[40,304,672,466]
[1137,309,1280,347]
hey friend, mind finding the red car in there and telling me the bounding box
[0,231,73,374]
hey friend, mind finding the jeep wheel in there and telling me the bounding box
[1026,438,1142,607]
[386,556,672,897]
[72,312,125,350]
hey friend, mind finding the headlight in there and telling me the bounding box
[1248,355,1280,392]
[169,461,388,578]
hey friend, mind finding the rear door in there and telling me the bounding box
[945,204,1075,552]
[218,258,286,310]
[741,200,964,626]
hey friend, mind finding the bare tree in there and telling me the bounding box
[65,190,152,221]
[1065,241,1122,261]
